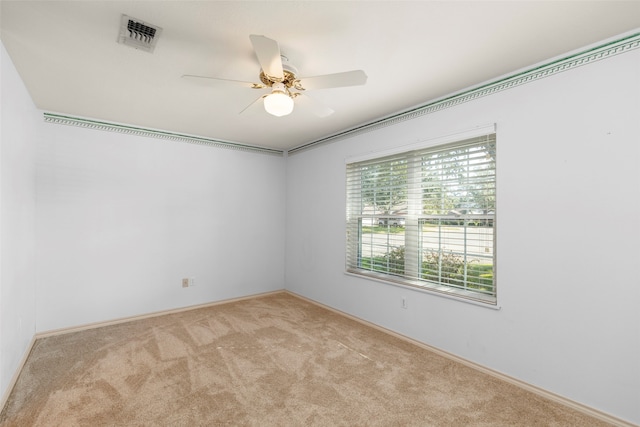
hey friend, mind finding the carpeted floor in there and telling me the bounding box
[1,292,612,426]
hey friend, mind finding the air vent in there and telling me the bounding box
[117,15,162,53]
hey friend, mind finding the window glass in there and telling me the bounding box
[346,134,496,304]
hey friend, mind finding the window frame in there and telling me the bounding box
[345,125,497,306]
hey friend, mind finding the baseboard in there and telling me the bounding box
[8,289,635,426]
[285,291,637,427]
[2,291,284,416]
[36,289,285,338]
[0,335,37,416]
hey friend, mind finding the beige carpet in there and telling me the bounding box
[1,292,611,426]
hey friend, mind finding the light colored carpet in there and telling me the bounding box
[1,292,611,426]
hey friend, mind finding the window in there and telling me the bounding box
[346,132,496,304]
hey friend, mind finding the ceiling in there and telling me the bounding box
[1,1,639,152]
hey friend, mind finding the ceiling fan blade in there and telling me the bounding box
[249,35,284,80]
[182,75,265,89]
[295,93,334,118]
[299,70,367,90]
[239,94,268,115]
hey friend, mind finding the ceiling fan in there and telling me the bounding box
[182,35,367,117]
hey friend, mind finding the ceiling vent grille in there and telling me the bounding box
[117,15,162,53]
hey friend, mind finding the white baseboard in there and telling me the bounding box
[36,290,284,339]
[285,291,638,427]
[1,291,283,416]
[5,290,636,427]
[0,335,37,415]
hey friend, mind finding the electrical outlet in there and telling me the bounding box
[189,277,195,287]
[401,297,407,309]
[182,278,189,288]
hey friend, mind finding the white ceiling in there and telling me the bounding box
[1,1,639,152]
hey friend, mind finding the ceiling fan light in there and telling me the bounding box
[264,91,294,117]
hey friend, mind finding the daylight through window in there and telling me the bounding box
[346,133,496,304]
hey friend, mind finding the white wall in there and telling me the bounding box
[2,31,639,424]
[285,49,640,424]
[35,125,286,332]
[0,43,38,401]
[1,37,286,401]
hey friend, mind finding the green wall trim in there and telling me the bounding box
[288,30,640,154]
[43,113,285,156]
[42,31,639,157]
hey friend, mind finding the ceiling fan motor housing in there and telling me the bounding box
[280,55,298,77]
[259,55,302,90]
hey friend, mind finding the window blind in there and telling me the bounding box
[346,133,496,304]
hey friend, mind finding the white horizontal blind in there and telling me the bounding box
[346,134,496,304]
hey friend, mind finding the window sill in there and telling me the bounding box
[345,269,500,310]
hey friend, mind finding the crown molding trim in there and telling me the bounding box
[288,30,640,155]
[42,31,639,157]
[43,113,285,156]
